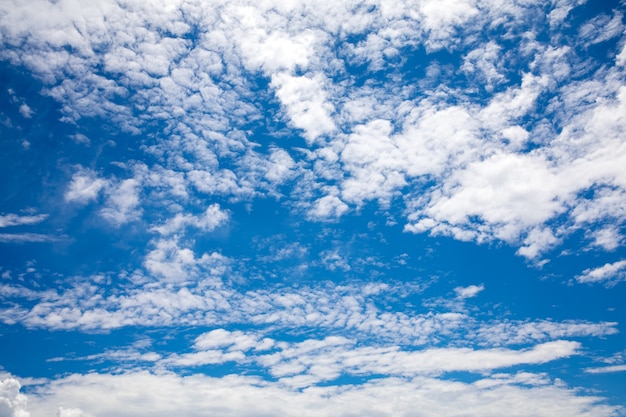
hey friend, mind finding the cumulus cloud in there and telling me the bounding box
[151,204,229,236]
[1,0,624,260]
[0,378,30,417]
[454,284,484,299]
[24,371,620,417]
[64,169,107,205]
[271,73,337,143]
[100,178,142,226]
[143,238,228,283]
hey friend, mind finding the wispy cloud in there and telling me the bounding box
[576,260,626,285]
[0,233,60,243]
[0,213,47,228]
[585,364,626,374]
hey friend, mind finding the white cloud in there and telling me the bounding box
[576,260,626,285]
[100,178,142,226]
[0,378,30,417]
[454,284,484,299]
[407,152,567,254]
[265,148,296,184]
[64,169,107,205]
[56,407,82,417]
[24,370,620,417]
[143,238,229,283]
[271,72,337,143]
[69,134,90,145]
[1,273,617,352]
[164,329,275,367]
[252,337,580,386]
[18,104,33,119]
[474,320,619,346]
[462,40,505,90]
[0,233,60,243]
[589,227,623,251]
[0,214,47,228]
[308,194,349,220]
[578,11,624,46]
[2,0,625,260]
[151,204,229,236]
[319,249,351,272]
[585,364,626,374]
[193,329,273,352]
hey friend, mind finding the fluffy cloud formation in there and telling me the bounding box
[1,1,625,416]
[55,408,82,417]
[0,0,624,258]
[0,378,29,417]
[22,371,619,417]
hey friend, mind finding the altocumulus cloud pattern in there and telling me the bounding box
[1,0,626,416]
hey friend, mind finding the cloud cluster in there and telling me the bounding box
[0,274,617,351]
[1,1,625,416]
[21,371,620,417]
[162,329,582,386]
[0,0,624,259]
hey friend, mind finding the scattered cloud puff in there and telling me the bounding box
[576,260,626,285]
[454,284,484,299]
[0,233,60,243]
[68,134,90,146]
[143,238,229,283]
[100,178,142,227]
[64,168,108,205]
[18,104,33,119]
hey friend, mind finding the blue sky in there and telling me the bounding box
[1,0,626,416]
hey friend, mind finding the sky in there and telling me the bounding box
[1,0,626,416]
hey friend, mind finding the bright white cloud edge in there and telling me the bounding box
[2,370,620,417]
